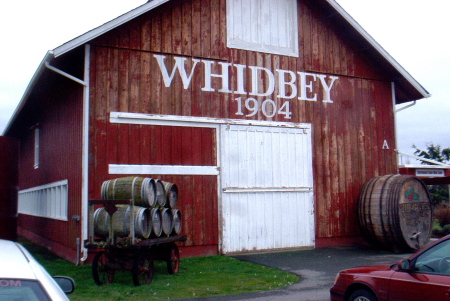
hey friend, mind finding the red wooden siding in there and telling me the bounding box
[89,120,218,249]
[0,137,19,241]
[88,0,398,249]
[16,74,84,261]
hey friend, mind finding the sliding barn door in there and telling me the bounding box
[220,124,314,253]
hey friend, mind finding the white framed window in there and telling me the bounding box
[18,180,69,221]
[34,126,39,169]
[227,0,299,57]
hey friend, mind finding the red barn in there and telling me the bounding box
[2,0,429,263]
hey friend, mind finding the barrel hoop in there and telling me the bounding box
[391,176,406,248]
[363,176,379,244]
[131,177,139,204]
[360,176,380,246]
[112,178,118,200]
[140,178,148,207]
[100,180,108,200]
[378,174,396,246]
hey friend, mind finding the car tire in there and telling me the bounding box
[349,289,377,301]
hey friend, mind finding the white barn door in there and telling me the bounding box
[220,124,314,253]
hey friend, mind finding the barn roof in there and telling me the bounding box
[3,0,430,135]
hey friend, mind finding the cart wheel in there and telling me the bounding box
[132,252,154,286]
[167,244,180,274]
[92,251,115,285]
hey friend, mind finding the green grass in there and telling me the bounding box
[20,239,299,300]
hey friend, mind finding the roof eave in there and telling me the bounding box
[327,0,431,101]
[53,0,170,58]
[3,0,171,136]
[2,51,55,136]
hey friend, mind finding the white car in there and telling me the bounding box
[0,239,75,300]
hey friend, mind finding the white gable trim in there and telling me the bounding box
[327,0,430,99]
[53,0,171,57]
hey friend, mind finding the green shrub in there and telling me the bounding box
[443,224,450,236]
[434,203,450,227]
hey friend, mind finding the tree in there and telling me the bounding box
[412,143,450,164]
[412,143,450,206]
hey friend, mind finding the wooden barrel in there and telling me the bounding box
[150,208,162,237]
[155,180,166,207]
[160,208,173,236]
[162,181,178,209]
[171,209,182,235]
[93,207,110,238]
[122,206,152,239]
[93,206,152,239]
[101,177,157,207]
[357,174,432,252]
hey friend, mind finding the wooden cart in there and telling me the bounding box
[86,200,187,286]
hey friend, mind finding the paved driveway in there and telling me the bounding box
[184,245,412,301]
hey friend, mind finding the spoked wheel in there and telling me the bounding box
[92,251,115,285]
[166,244,180,274]
[131,252,154,286]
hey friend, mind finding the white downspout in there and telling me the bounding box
[45,44,90,263]
[393,82,418,168]
[393,83,435,166]
[396,100,416,113]
[392,82,400,170]
[80,44,90,262]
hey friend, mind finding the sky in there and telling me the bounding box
[0,0,449,164]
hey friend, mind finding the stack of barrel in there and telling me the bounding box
[93,176,182,240]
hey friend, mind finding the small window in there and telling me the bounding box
[227,0,299,57]
[34,126,39,169]
[18,180,69,221]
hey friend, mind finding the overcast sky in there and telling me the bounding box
[1,0,448,163]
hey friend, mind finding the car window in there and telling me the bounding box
[0,279,51,301]
[413,239,450,275]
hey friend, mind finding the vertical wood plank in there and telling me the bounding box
[84,0,407,249]
[181,0,193,57]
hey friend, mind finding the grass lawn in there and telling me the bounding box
[20,239,299,300]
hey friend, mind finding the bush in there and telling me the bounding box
[434,203,450,227]
[443,225,450,236]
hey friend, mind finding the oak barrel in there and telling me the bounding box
[160,208,173,236]
[155,180,166,207]
[150,208,163,237]
[121,206,152,239]
[93,207,110,238]
[101,177,157,207]
[357,174,432,251]
[171,209,182,235]
[93,205,152,239]
[162,181,179,209]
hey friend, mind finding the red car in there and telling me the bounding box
[330,235,450,301]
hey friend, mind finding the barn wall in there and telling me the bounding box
[0,136,19,241]
[88,0,398,251]
[16,75,84,261]
[88,121,219,250]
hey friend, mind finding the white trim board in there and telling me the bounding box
[110,112,311,130]
[109,164,219,176]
